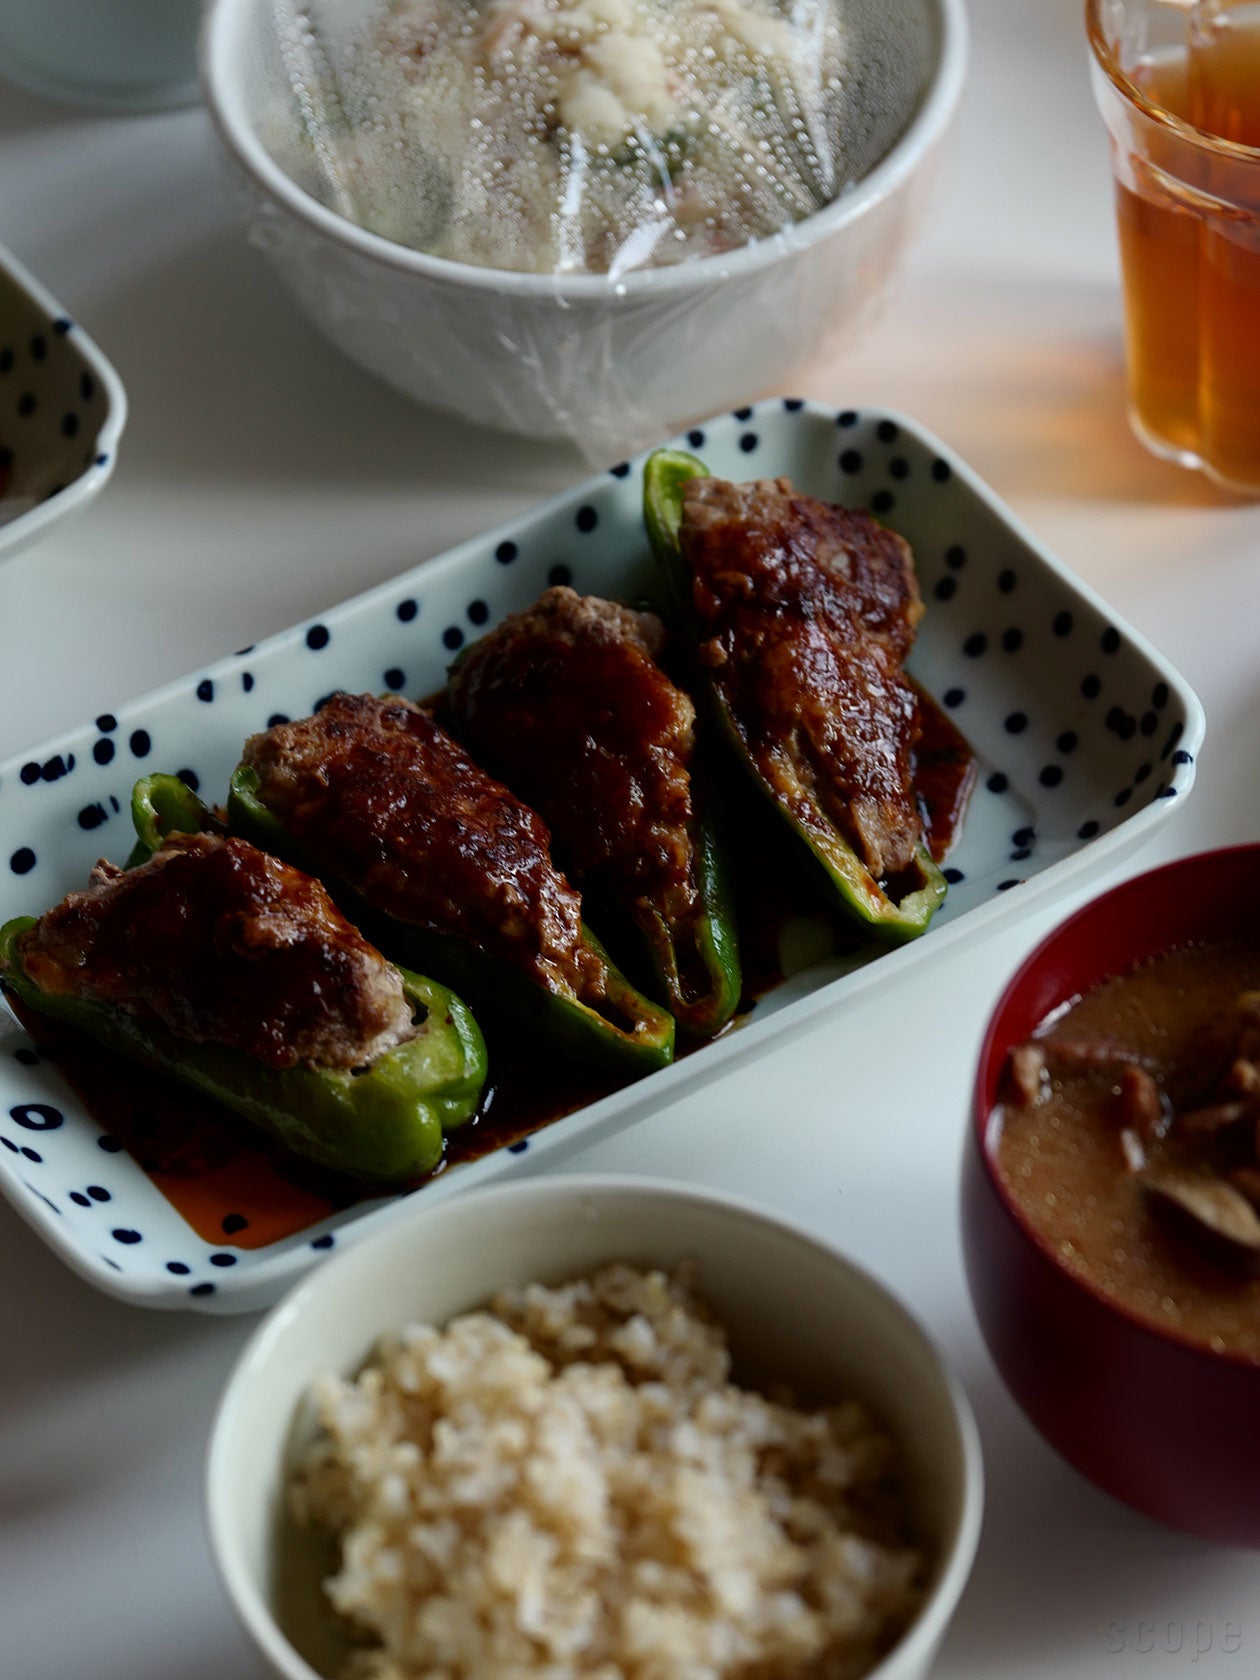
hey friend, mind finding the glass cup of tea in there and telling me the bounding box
[1086,0,1260,494]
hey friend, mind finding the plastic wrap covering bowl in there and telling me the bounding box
[200,0,967,455]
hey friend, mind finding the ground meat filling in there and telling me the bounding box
[241,693,604,1000]
[13,832,415,1070]
[446,588,700,933]
[680,475,926,882]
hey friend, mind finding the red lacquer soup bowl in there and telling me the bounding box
[962,845,1260,1547]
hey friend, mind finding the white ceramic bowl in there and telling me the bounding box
[207,1174,983,1680]
[199,0,968,446]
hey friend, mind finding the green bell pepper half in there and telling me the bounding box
[642,447,947,943]
[0,916,486,1185]
[125,772,220,867]
[609,791,742,1038]
[227,764,676,1077]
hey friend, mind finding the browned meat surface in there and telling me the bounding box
[13,833,414,1070]
[680,475,926,881]
[446,588,700,932]
[241,692,604,1000]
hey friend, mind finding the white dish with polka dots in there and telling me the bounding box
[0,240,127,563]
[0,401,1204,1312]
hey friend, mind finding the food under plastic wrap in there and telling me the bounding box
[235,0,942,452]
[263,0,934,274]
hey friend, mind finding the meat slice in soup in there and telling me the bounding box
[994,938,1260,1359]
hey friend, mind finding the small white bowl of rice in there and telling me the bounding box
[206,1175,982,1680]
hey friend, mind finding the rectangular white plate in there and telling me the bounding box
[0,401,1204,1311]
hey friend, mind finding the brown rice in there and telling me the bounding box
[290,1263,924,1680]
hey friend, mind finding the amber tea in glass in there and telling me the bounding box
[1087,0,1260,493]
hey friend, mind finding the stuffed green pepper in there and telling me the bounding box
[444,586,740,1037]
[228,691,675,1074]
[0,831,486,1183]
[643,448,946,941]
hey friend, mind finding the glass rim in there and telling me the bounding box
[1085,0,1260,163]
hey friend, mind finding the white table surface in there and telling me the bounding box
[3,3,1260,1676]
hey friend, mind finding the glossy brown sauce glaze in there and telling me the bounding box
[14,833,413,1070]
[680,476,926,882]
[994,938,1260,1362]
[446,587,699,931]
[911,683,977,865]
[242,693,605,1001]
